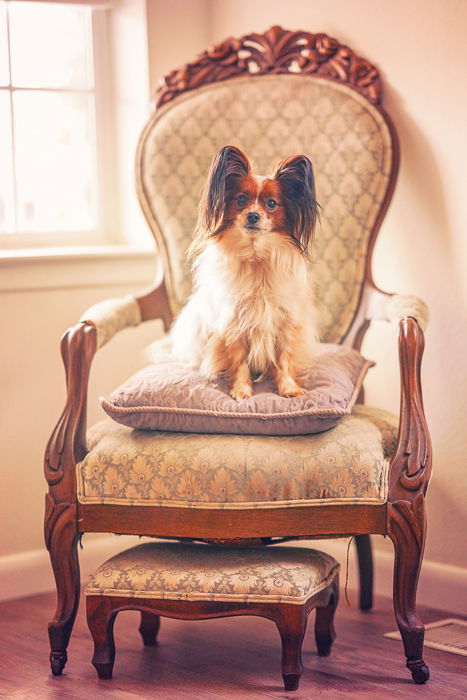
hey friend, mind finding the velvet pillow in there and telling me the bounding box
[101,344,373,436]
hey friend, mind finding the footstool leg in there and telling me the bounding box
[275,606,308,691]
[86,596,117,679]
[139,611,160,646]
[314,576,339,657]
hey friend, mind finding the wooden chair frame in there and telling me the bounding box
[44,27,432,684]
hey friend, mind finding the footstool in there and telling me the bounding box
[85,541,339,691]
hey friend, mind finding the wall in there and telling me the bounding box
[146,0,211,85]
[1,254,159,554]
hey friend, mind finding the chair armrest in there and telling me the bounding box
[385,294,429,333]
[44,321,97,495]
[388,317,432,503]
[80,294,142,350]
[44,284,169,493]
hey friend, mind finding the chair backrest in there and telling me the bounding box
[136,26,398,345]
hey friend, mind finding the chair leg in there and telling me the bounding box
[45,501,81,676]
[315,576,339,656]
[275,606,308,691]
[354,534,373,610]
[139,611,160,646]
[387,495,430,684]
[86,597,117,679]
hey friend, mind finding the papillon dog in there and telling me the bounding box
[170,145,320,400]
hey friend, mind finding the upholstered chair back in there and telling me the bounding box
[136,29,398,344]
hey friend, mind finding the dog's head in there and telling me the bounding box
[193,146,319,257]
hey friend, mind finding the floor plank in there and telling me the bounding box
[0,591,465,699]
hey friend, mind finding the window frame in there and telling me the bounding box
[0,1,118,250]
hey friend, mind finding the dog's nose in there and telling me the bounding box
[247,211,260,225]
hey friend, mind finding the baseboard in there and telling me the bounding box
[309,538,467,614]
[1,535,466,615]
[0,535,142,602]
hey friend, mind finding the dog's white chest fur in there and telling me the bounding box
[170,238,317,375]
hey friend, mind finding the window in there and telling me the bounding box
[0,1,113,248]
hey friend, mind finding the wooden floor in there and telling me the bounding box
[0,590,465,699]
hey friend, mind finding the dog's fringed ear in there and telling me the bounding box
[198,145,251,235]
[274,155,319,253]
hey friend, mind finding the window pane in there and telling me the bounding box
[0,2,9,86]
[0,90,14,232]
[9,2,92,89]
[13,90,97,233]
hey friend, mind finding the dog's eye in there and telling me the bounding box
[236,194,248,207]
[265,199,277,210]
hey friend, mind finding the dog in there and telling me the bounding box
[170,145,320,400]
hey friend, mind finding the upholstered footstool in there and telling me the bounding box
[85,541,339,691]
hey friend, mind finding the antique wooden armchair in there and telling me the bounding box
[44,27,432,684]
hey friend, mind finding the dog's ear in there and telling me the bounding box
[199,146,251,235]
[274,155,319,253]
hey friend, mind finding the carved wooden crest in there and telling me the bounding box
[156,25,381,108]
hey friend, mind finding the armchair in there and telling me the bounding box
[44,27,432,684]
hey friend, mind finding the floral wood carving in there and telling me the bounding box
[156,25,382,108]
[387,491,430,683]
[44,492,80,677]
[387,493,426,556]
[44,323,96,487]
[389,318,432,501]
[44,494,77,552]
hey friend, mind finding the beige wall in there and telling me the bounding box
[1,256,160,557]
[146,0,467,571]
[1,0,465,603]
[0,0,157,560]
[146,0,211,86]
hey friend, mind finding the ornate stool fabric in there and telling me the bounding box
[85,541,340,691]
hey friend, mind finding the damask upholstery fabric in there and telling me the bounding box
[84,542,339,604]
[138,74,394,343]
[101,344,373,435]
[385,294,429,333]
[77,405,398,509]
[80,295,142,349]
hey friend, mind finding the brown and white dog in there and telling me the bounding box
[170,145,320,400]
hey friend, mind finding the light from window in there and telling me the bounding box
[0,3,8,86]
[0,1,98,236]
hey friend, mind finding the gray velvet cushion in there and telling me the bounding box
[101,344,373,436]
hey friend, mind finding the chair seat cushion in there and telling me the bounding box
[84,542,339,604]
[77,405,397,509]
[100,343,373,436]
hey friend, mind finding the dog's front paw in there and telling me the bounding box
[277,378,307,398]
[280,387,307,398]
[230,383,254,401]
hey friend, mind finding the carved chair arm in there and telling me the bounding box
[43,300,145,554]
[45,281,173,492]
[388,316,432,503]
[346,287,432,502]
[384,294,429,333]
[343,283,428,349]
[80,295,142,350]
[44,321,97,493]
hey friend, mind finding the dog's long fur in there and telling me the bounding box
[170,146,320,400]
